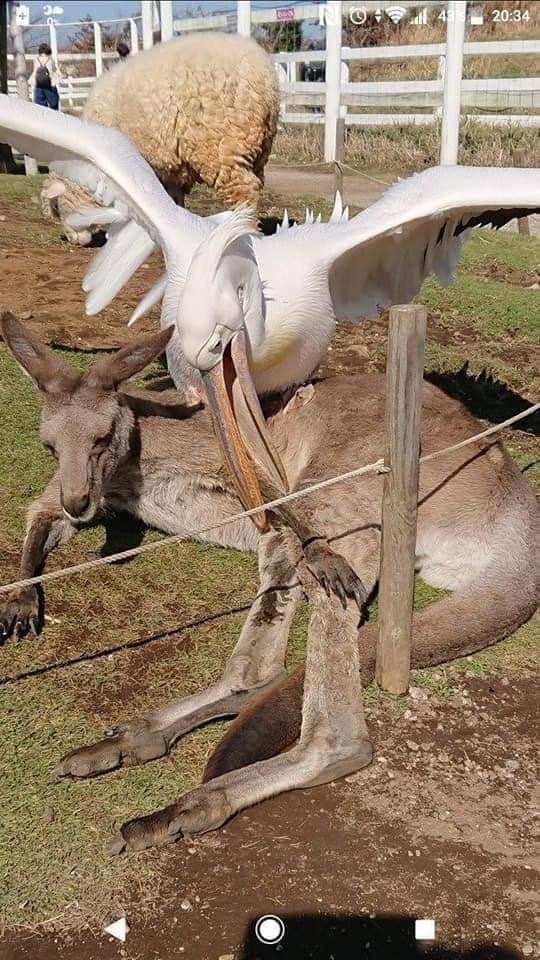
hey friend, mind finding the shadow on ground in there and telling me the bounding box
[100,512,147,560]
[426,363,539,436]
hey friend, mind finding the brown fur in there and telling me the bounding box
[1,313,537,799]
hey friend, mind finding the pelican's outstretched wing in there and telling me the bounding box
[0,94,212,314]
[326,166,540,319]
[267,166,539,321]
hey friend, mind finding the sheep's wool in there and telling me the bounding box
[84,32,279,208]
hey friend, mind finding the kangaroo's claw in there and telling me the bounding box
[0,586,42,642]
[303,540,367,614]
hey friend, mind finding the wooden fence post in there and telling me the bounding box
[160,0,174,42]
[440,0,465,165]
[48,18,58,63]
[129,18,139,54]
[513,148,531,236]
[237,0,251,37]
[376,304,427,696]
[9,4,38,174]
[93,21,103,77]
[0,0,15,173]
[324,0,342,163]
[141,2,154,50]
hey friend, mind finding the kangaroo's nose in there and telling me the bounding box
[62,493,90,520]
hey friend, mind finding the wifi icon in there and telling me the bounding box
[385,5,407,23]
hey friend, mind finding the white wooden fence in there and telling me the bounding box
[275,41,540,123]
[10,39,538,121]
[7,0,540,163]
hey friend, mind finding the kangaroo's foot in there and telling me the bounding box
[303,539,367,613]
[108,783,234,853]
[55,684,278,779]
[56,718,171,778]
[108,735,373,854]
[0,586,42,641]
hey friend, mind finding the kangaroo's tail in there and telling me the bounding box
[203,546,538,782]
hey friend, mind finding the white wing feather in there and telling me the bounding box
[128,274,168,326]
[84,221,157,315]
[0,94,213,312]
[66,206,127,229]
[321,165,540,319]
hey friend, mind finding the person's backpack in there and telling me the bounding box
[35,60,52,89]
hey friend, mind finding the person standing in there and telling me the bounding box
[29,43,61,110]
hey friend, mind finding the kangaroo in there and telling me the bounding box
[0,313,537,854]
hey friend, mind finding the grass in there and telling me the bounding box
[350,53,540,82]
[421,230,540,396]
[273,119,540,172]
[0,176,539,934]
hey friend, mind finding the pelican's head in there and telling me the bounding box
[177,209,264,371]
[175,209,288,528]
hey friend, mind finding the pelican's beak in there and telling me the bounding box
[202,330,289,532]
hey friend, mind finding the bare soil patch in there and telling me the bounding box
[0,192,161,350]
[0,671,537,960]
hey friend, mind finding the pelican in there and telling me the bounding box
[1,94,539,520]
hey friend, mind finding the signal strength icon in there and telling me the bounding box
[411,7,428,24]
[386,6,407,23]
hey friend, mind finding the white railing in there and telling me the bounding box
[8,1,539,161]
[11,36,538,124]
[274,40,540,127]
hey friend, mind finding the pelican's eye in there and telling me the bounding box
[208,336,223,356]
[206,324,227,355]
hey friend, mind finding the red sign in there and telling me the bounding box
[276,7,295,20]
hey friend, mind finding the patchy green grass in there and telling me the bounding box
[0,172,59,246]
[420,231,540,489]
[0,175,538,933]
[0,172,44,201]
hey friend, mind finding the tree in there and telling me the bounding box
[71,15,128,55]
[0,0,16,173]
[257,18,302,53]
[8,2,38,173]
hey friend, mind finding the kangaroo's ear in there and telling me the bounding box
[85,326,174,390]
[0,312,79,394]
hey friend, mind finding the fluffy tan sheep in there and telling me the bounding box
[42,32,280,243]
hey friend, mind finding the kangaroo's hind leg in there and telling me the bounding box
[109,560,372,853]
[57,529,304,779]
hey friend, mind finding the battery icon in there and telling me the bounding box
[470,9,484,25]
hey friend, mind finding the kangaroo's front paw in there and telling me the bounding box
[0,586,42,641]
[109,786,233,854]
[303,540,367,613]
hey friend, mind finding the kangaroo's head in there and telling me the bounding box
[1,313,173,524]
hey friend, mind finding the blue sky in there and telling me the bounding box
[25,1,306,26]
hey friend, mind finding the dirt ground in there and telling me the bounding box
[265,164,540,238]
[1,671,538,960]
[0,178,538,960]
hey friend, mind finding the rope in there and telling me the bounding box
[270,158,392,187]
[0,402,537,596]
